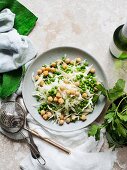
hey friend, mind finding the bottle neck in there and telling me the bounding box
[119,24,127,43]
[121,23,127,39]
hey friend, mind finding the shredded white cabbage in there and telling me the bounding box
[32,56,101,125]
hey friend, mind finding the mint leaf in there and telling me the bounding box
[88,124,101,140]
[108,79,125,101]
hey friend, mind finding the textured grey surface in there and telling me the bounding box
[0,0,127,169]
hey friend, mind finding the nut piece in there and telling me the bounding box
[62,63,68,69]
[45,66,51,71]
[64,79,69,84]
[58,119,64,126]
[57,59,62,64]
[60,115,64,120]
[58,98,64,104]
[41,67,45,72]
[66,90,71,95]
[47,112,52,118]
[50,68,56,73]
[75,91,80,96]
[43,71,48,76]
[35,75,39,81]
[60,86,65,91]
[80,114,86,121]
[76,57,81,63]
[70,90,76,95]
[54,97,58,102]
[71,115,76,121]
[66,118,71,124]
[74,81,80,86]
[37,69,42,75]
[51,62,56,67]
[40,110,46,116]
[48,96,53,102]
[43,114,48,120]
[90,68,95,74]
[82,93,87,98]
[56,92,62,98]
[39,80,44,87]
[65,58,70,64]
[70,60,74,65]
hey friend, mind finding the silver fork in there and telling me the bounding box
[16,96,46,164]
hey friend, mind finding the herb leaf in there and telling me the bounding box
[108,79,125,101]
[88,124,101,140]
[117,112,127,121]
[106,132,121,148]
[92,94,99,104]
[97,84,108,97]
[115,118,127,137]
[104,111,115,123]
[88,79,127,149]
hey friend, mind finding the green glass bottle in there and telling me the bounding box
[109,23,127,59]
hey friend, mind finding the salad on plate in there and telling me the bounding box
[32,56,101,126]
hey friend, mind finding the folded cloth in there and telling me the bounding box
[0,28,36,72]
[0,9,37,73]
[20,115,117,170]
[0,0,38,35]
[0,8,15,32]
[0,6,37,98]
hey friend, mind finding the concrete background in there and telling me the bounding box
[0,0,127,169]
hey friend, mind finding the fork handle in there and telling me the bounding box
[26,121,40,159]
[24,127,71,155]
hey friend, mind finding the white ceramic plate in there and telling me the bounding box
[22,47,107,132]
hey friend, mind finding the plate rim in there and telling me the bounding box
[22,46,108,132]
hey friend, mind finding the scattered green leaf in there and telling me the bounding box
[88,124,101,140]
[108,79,125,101]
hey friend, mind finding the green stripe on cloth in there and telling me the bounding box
[0,0,38,99]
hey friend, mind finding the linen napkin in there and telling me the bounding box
[0,0,37,35]
[0,8,37,73]
[0,0,38,99]
[20,115,117,170]
[0,8,15,32]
